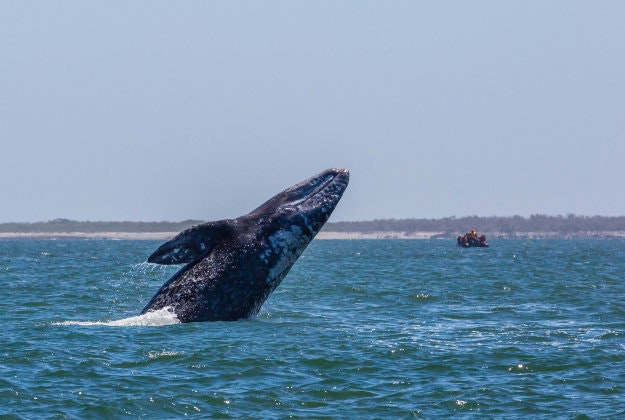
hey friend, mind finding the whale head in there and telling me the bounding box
[250,168,350,239]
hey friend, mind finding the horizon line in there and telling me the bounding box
[2,214,625,225]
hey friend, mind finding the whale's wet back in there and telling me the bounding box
[141,168,349,322]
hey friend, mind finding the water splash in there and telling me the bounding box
[54,307,180,327]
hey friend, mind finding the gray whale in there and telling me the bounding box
[141,168,349,322]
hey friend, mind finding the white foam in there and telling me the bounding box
[54,308,180,327]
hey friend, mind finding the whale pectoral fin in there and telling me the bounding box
[147,220,232,265]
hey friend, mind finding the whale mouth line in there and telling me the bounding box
[288,174,335,207]
[282,169,347,209]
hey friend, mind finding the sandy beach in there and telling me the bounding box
[315,231,444,240]
[0,232,180,240]
[0,231,445,240]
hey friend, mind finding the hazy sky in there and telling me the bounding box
[2,1,624,223]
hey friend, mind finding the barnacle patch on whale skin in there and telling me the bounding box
[264,225,307,285]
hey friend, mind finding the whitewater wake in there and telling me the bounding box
[54,307,180,327]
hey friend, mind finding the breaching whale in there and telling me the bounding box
[141,168,350,322]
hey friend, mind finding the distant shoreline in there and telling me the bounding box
[2,216,625,240]
[1,231,624,240]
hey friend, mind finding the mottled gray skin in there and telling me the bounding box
[141,168,349,322]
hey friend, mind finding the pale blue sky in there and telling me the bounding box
[1,1,624,223]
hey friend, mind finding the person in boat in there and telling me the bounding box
[469,229,478,246]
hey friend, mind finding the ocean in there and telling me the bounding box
[1,238,624,418]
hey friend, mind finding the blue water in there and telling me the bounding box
[1,239,624,417]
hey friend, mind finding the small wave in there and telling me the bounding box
[147,350,184,359]
[54,308,180,327]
